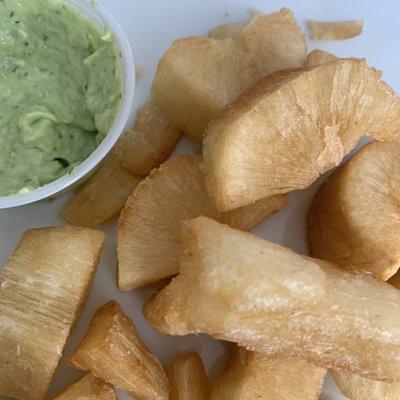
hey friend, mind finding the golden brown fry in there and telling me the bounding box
[61,155,141,227]
[152,8,306,142]
[167,353,209,400]
[117,155,287,290]
[308,141,400,280]
[69,301,169,400]
[64,10,303,221]
[304,49,336,66]
[144,217,400,382]
[209,21,248,39]
[52,373,117,400]
[203,58,400,211]
[221,194,287,231]
[308,19,363,40]
[210,346,326,400]
[332,371,400,400]
[0,227,105,400]
[115,102,183,176]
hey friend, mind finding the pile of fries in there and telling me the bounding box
[3,7,400,400]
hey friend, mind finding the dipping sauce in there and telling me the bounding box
[0,0,122,196]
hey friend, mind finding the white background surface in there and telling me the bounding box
[2,0,400,398]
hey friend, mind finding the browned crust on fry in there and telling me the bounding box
[117,155,287,290]
[221,194,288,230]
[115,102,183,176]
[210,346,326,399]
[167,353,209,400]
[152,8,306,142]
[0,227,105,400]
[332,370,400,400]
[308,20,363,40]
[143,217,400,382]
[203,58,400,211]
[69,301,169,400]
[61,155,141,227]
[308,140,400,281]
[304,49,337,66]
[52,374,117,400]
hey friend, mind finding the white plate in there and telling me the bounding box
[2,0,400,398]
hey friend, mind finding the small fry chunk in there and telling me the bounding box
[167,353,209,400]
[0,227,105,400]
[332,371,400,400]
[152,8,306,142]
[209,21,248,39]
[308,141,400,280]
[308,20,363,40]
[304,49,336,66]
[210,346,326,399]
[203,58,400,211]
[69,301,169,400]
[118,155,287,290]
[61,155,141,227]
[115,102,183,176]
[144,217,400,382]
[221,194,287,231]
[53,374,117,400]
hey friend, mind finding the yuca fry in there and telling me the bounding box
[308,141,400,280]
[115,101,183,176]
[144,217,400,382]
[209,21,248,39]
[332,371,400,400]
[203,58,400,211]
[69,301,169,400]
[308,19,363,40]
[152,8,306,142]
[220,194,288,231]
[53,373,117,400]
[167,353,209,400]
[62,10,302,224]
[210,346,326,400]
[117,155,287,290]
[0,227,105,400]
[61,155,141,227]
[304,49,336,66]
[209,9,263,39]
[308,140,400,397]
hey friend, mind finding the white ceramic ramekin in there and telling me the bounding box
[0,0,135,209]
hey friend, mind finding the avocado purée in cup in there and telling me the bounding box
[0,0,122,196]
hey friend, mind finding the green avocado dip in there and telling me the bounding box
[0,0,122,196]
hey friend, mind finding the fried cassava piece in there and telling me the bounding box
[52,373,117,400]
[117,155,287,290]
[308,20,363,40]
[61,155,141,227]
[304,49,336,66]
[203,58,400,211]
[62,9,304,226]
[308,141,400,280]
[144,217,400,382]
[167,353,209,400]
[332,371,400,400]
[69,301,169,400]
[210,346,326,400]
[309,140,400,397]
[115,101,183,176]
[151,8,306,142]
[0,227,105,400]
